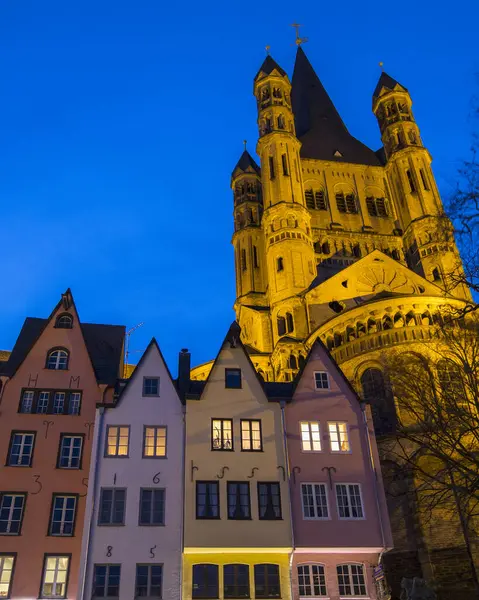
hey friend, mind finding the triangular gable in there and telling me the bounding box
[305,250,446,304]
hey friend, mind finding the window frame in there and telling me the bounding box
[225,368,242,389]
[92,564,121,599]
[57,434,84,469]
[300,483,330,521]
[254,564,281,599]
[196,481,220,520]
[45,348,70,371]
[39,554,71,599]
[0,553,16,599]
[143,376,160,397]
[300,421,322,453]
[138,488,166,526]
[54,314,73,329]
[135,563,163,599]
[335,483,365,520]
[328,422,351,454]
[6,431,36,467]
[192,564,219,599]
[313,371,330,390]
[47,494,78,537]
[18,389,82,415]
[257,482,282,520]
[227,482,251,520]
[105,425,130,458]
[336,563,367,597]
[19,390,34,413]
[297,563,328,598]
[0,493,27,535]
[240,419,263,452]
[142,425,167,459]
[223,564,250,599]
[211,418,234,452]
[98,488,127,526]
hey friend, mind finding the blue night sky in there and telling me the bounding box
[1,1,478,374]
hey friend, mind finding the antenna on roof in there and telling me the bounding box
[124,322,144,378]
[243,139,247,151]
[291,23,308,46]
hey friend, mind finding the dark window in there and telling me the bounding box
[240,420,262,451]
[0,493,26,534]
[0,555,15,598]
[406,169,416,192]
[225,368,241,389]
[276,257,284,272]
[254,564,281,598]
[139,489,165,526]
[192,564,219,599]
[314,372,329,390]
[143,377,160,397]
[286,312,294,333]
[224,564,250,599]
[136,564,162,598]
[335,484,364,519]
[258,483,282,520]
[253,246,259,268]
[322,241,330,254]
[281,154,288,176]
[360,368,396,435]
[53,392,66,414]
[305,189,314,209]
[98,489,126,525]
[92,564,121,598]
[297,564,327,597]
[432,267,441,282]
[366,197,377,216]
[420,168,430,190]
[55,314,73,329]
[269,157,275,179]
[40,555,70,598]
[289,355,297,370]
[376,198,388,217]
[345,194,357,213]
[37,391,50,414]
[277,316,286,337]
[212,419,233,450]
[315,190,327,210]
[337,564,367,597]
[8,432,35,466]
[241,249,247,272]
[68,392,82,415]
[227,482,251,519]
[196,482,220,519]
[58,435,83,469]
[105,426,130,457]
[336,192,346,213]
[46,349,69,370]
[49,495,76,536]
[20,390,34,413]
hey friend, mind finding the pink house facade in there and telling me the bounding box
[285,341,392,600]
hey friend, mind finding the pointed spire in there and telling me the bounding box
[291,47,381,166]
[373,71,408,100]
[231,150,261,179]
[255,55,287,81]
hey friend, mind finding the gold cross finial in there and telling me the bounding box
[291,22,308,46]
[265,45,271,55]
[243,140,247,151]
[379,61,384,71]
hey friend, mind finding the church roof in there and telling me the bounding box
[291,47,382,166]
[255,55,287,80]
[232,150,261,178]
[373,72,408,99]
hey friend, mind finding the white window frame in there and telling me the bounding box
[297,563,328,598]
[0,555,15,598]
[37,391,50,413]
[300,483,329,520]
[335,484,365,520]
[9,433,35,466]
[68,392,81,415]
[21,390,34,413]
[336,563,367,597]
[47,350,69,370]
[59,435,83,469]
[300,421,322,452]
[0,493,26,534]
[41,555,70,599]
[50,496,77,536]
[53,392,66,414]
[313,371,330,390]
[328,422,351,453]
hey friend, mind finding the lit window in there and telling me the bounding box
[53,392,66,414]
[58,435,83,469]
[314,372,329,390]
[328,422,350,452]
[335,484,364,519]
[241,420,262,451]
[46,349,69,370]
[143,426,167,457]
[68,392,81,415]
[297,564,327,597]
[336,564,367,597]
[300,422,321,452]
[139,489,165,526]
[258,483,281,520]
[40,555,70,598]
[192,564,219,599]
[143,377,160,397]
[196,481,220,519]
[20,390,34,413]
[0,555,15,598]
[0,493,26,534]
[106,426,129,457]
[98,489,126,525]
[49,496,76,536]
[136,564,162,598]
[37,391,50,413]
[254,564,280,598]
[8,432,35,466]
[92,565,121,598]
[55,314,73,329]
[224,564,249,599]
[301,483,329,519]
[212,419,233,450]
[225,368,241,389]
[227,482,251,520]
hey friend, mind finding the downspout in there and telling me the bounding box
[78,395,107,600]
[280,400,295,600]
[179,403,187,600]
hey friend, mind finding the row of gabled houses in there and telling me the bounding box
[0,290,392,600]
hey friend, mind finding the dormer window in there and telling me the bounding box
[46,349,69,370]
[55,314,73,329]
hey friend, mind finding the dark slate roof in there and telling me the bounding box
[373,72,408,99]
[264,381,293,400]
[255,55,287,80]
[291,47,381,166]
[232,150,261,178]
[2,317,125,385]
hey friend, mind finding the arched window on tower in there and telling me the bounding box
[277,316,286,337]
[432,267,441,282]
[278,115,285,130]
[253,246,259,269]
[360,368,396,435]
[406,170,416,193]
[276,257,284,272]
[241,249,247,272]
[289,355,297,369]
[286,312,294,334]
[298,354,306,369]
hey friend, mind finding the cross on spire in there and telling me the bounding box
[291,22,308,46]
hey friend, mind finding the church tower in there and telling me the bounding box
[373,73,471,300]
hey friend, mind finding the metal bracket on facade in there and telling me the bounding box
[277,465,286,481]
[247,467,259,479]
[216,466,229,479]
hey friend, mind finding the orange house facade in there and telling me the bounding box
[0,290,124,599]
